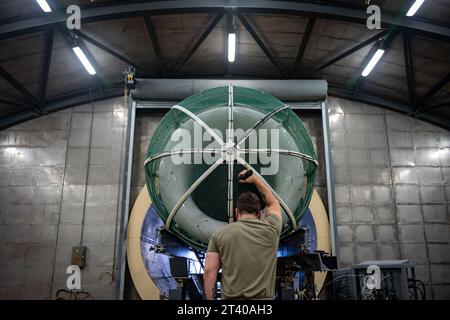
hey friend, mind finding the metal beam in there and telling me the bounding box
[45,80,123,106]
[0,66,41,113]
[294,17,315,75]
[413,72,450,115]
[56,24,76,47]
[71,29,150,76]
[402,31,417,111]
[420,72,450,104]
[321,100,338,258]
[171,12,225,76]
[427,101,450,110]
[319,1,403,92]
[329,85,450,131]
[0,99,29,109]
[330,84,412,113]
[117,95,135,300]
[301,29,388,77]
[39,27,55,111]
[0,82,123,130]
[353,0,411,92]
[2,76,448,134]
[51,0,103,86]
[1,1,449,41]
[382,28,402,49]
[352,29,400,92]
[57,26,104,87]
[237,13,288,78]
[143,16,165,76]
[351,44,379,92]
[73,41,103,88]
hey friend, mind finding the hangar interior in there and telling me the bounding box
[0,0,449,300]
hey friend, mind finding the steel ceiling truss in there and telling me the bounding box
[143,16,165,76]
[171,11,225,76]
[38,27,55,111]
[47,2,105,91]
[414,72,450,115]
[56,26,104,88]
[352,1,414,93]
[0,81,124,130]
[237,13,288,78]
[300,30,389,78]
[0,66,41,114]
[1,1,449,41]
[0,1,449,130]
[352,29,400,93]
[329,85,450,130]
[71,29,152,77]
[294,17,316,76]
[403,30,418,112]
[0,99,29,109]
[426,101,450,111]
[421,72,450,103]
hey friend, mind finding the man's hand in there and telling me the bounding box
[238,169,257,184]
[237,169,281,219]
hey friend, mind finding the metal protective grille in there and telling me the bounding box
[144,86,318,250]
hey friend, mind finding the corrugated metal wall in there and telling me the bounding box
[0,97,127,299]
[329,97,450,299]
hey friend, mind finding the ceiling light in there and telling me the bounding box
[228,33,236,63]
[72,47,97,75]
[362,49,385,77]
[35,0,52,13]
[406,0,425,17]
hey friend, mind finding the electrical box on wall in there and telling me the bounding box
[72,247,87,268]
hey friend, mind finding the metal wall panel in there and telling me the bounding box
[329,96,450,299]
[0,97,127,300]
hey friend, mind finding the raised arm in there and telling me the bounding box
[238,169,281,219]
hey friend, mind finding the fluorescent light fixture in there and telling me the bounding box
[362,49,385,77]
[406,0,425,17]
[35,0,52,12]
[72,47,96,75]
[228,33,236,63]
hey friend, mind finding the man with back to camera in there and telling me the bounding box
[203,169,282,300]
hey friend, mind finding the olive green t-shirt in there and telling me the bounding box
[207,214,282,300]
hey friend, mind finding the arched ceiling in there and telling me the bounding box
[0,0,449,130]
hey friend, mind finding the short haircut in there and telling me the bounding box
[236,192,261,214]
